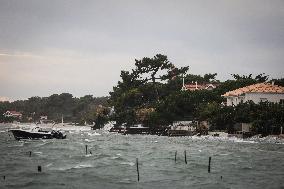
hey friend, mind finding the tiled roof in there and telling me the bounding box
[222,83,284,97]
[184,83,217,91]
[8,111,22,115]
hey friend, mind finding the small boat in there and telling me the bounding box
[123,124,150,135]
[10,127,66,140]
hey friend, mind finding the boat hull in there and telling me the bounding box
[10,129,66,140]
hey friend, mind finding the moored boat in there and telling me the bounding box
[10,127,66,140]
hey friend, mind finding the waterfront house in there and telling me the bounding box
[168,121,196,136]
[222,82,284,106]
[182,81,218,91]
[171,121,196,131]
[3,111,22,119]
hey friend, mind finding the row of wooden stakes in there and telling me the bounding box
[136,150,212,182]
[2,147,212,182]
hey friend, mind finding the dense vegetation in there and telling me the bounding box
[0,94,109,127]
[109,54,284,135]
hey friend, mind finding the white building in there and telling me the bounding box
[3,111,22,119]
[223,82,284,106]
[171,121,196,131]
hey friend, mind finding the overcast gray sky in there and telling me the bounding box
[0,0,283,100]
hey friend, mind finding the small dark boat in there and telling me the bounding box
[10,127,66,140]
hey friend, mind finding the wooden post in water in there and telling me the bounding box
[136,158,140,182]
[29,151,32,157]
[184,150,187,164]
[3,176,5,180]
[208,157,211,173]
[85,145,88,155]
[175,151,177,163]
[38,166,42,172]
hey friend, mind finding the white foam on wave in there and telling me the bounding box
[47,124,92,132]
[119,178,132,183]
[54,163,94,171]
[87,132,101,136]
[55,165,73,171]
[190,135,284,144]
[84,139,96,142]
[74,163,93,169]
[101,121,116,131]
[120,162,135,166]
[9,142,24,147]
[46,163,53,167]
[219,153,230,156]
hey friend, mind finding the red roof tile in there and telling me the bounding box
[223,83,284,97]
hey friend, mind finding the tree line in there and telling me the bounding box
[0,93,109,127]
[109,54,284,135]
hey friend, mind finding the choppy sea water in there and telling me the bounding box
[0,124,284,189]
